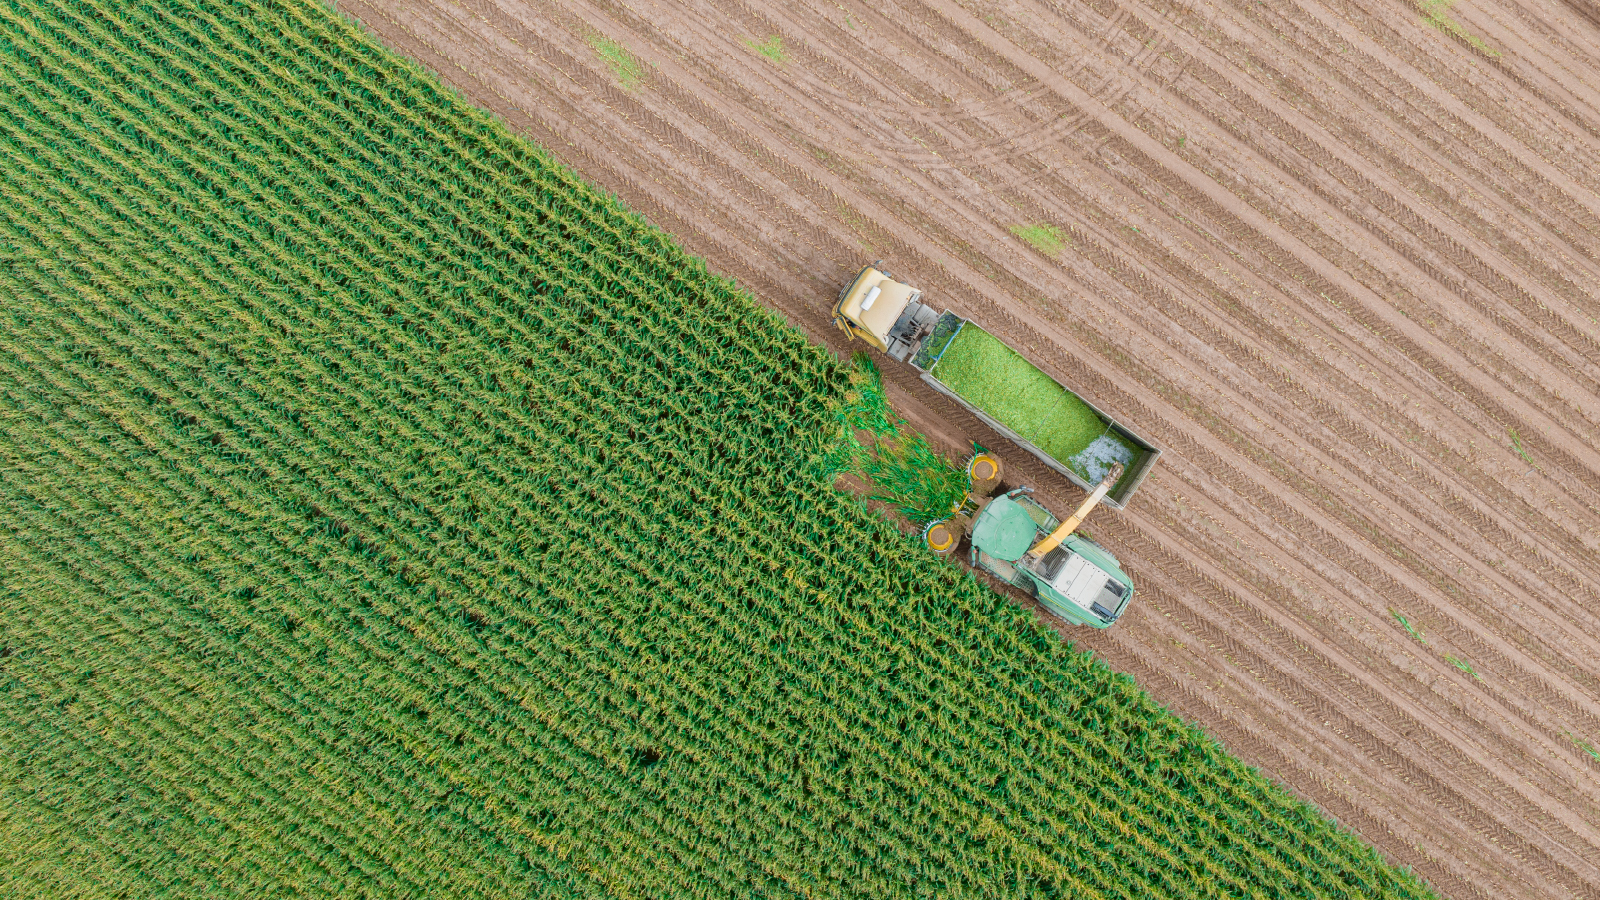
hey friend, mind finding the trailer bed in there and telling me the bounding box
[912,313,1159,509]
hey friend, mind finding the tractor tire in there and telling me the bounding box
[966,453,1002,497]
[922,519,959,555]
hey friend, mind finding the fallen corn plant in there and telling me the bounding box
[1390,608,1427,645]
[833,355,968,526]
[1445,654,1483,681]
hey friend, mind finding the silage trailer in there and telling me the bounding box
[832,263,1160,510]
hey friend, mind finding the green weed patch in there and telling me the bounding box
[588,34,644,90]
[1010,223,1067,257]
[1418,0,1499,56]
[747,34,785,63]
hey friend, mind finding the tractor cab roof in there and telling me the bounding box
[969,495,1038,563]
[838,267,918,345]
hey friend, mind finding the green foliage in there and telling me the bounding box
[861,434,968,525]
[588,33,644,90]
[1563,731,1600,763]
[0,1,1436,898]
[1417,0,1499,56]
[837,356,967,526]
[1009,223,1067,257]
[747,34,785,63]
[1445,655,1482,681]
[1390,608,1427,645]
[1509,426,1534,465]
[840,354,897,437]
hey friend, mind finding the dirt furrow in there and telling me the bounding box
[1137,461,1600,817]
[1087,526,1594,899]
[1129,566,1597,896]
[1299,0,1600,236]
[684,0,1600,605]
[1135,26,1600,375]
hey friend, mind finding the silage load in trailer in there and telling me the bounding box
[930,326,1141,485]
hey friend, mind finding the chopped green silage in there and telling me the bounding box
[910,311,962,371]
[931,325,1141,485]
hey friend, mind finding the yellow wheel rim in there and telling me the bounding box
[970,458,995,481]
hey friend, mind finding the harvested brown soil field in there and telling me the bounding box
[335,0,1600,896]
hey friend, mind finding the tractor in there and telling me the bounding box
[925,454,1134,629]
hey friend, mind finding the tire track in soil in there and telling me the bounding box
[340,0,1600,897]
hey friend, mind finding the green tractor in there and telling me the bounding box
[927,456,1135,629]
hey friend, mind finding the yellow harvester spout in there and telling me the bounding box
[1027,463,1124,559]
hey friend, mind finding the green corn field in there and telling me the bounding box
[0,1,1437,898]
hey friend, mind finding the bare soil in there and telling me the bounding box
[336,0,1600,895]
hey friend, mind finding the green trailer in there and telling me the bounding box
[834,264,1159,510]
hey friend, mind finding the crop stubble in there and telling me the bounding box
[339,0,1600,897]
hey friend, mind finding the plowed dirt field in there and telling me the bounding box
[337,0,1600,896]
